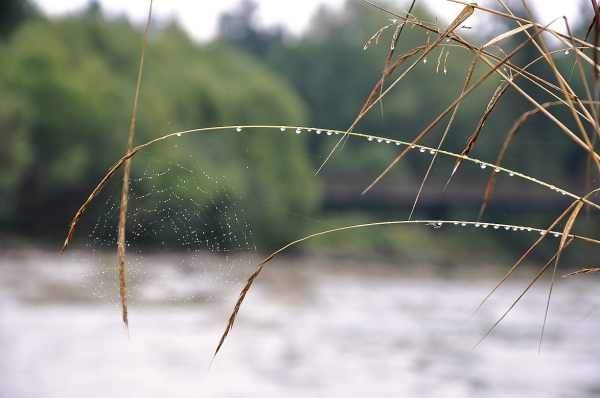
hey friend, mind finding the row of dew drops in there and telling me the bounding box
[235,125,572,239]
[231,125,566,191]
[427,220,566,238]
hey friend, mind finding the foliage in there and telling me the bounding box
[0,7,318,244]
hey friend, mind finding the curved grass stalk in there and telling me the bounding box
[60,124,600,259]
[214,216,600,356]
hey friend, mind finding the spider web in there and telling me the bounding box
[66,130,280,332]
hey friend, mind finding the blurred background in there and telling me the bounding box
[0,0,597,262]
[1,0,600,396]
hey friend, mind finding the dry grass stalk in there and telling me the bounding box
[316,2,476,175]
[115,0,153,329]
[60,0,600,357]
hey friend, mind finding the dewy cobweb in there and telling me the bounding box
[66,131,271,332]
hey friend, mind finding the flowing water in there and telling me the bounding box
[1,248,600,397]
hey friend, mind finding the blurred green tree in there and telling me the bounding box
[0,4,319,249]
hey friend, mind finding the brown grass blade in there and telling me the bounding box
[115,0,153,329]
[410,53,479,219]
[474,200,579,315]
[482,23,533,49]
[317,2,476,176]
[564,268,600,276]
[537,197,585,352]
[473,237,574,350]
[477,101,556,219]
[362,24,550,195]
[450,80,510,181]
[450,0,600,51]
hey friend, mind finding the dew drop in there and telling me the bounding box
[461,222,467,226]
[475,223,480,227]
[540,230,545,235]
[396,142,401,145]
[377,138,383,143]
[480,164,486,169]
[429,149,435,154]
[494,168,501,173]
[411,145,416,148]
[236,127,242,132]
[307,129,312,132]
[368,136,374,141]
[512,227,518,231]
[385,140,391,144]
[493,225,500,229]
[420,148,426,152]
[482,224,488,228]
[423,58,427,63]
[296,128,302,134]
[564,49,569,55]
[553,233,560,237]
[453,221,459,225]
[176,133,181,137]
[316,130,322,134]
[280,127,286,131]
[444,68,447,75]
[509,172,514,177]
[504,226,510,230]
[327,131,333,135]
[446,38,450,42]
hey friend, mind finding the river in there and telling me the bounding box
[1,248,600,397]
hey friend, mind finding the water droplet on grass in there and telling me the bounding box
[280,127,286,131]
[296,128,302,134]
[480,164,486,169]
[493,225,499,229]
[420,148,426,153]
[377,138,383,143]
[564,49,570,55]
[236,127,242,132]
[494,168,500,172]
[509,172,514,177]
[316,130,322,134]
[327,131,333,135]
[368,137,374,141]
[461,222,467,226]
[429,149,435,154]
[176,133,181,137]
[423,58,427,63]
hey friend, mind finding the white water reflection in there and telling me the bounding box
[1,250,600,397]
